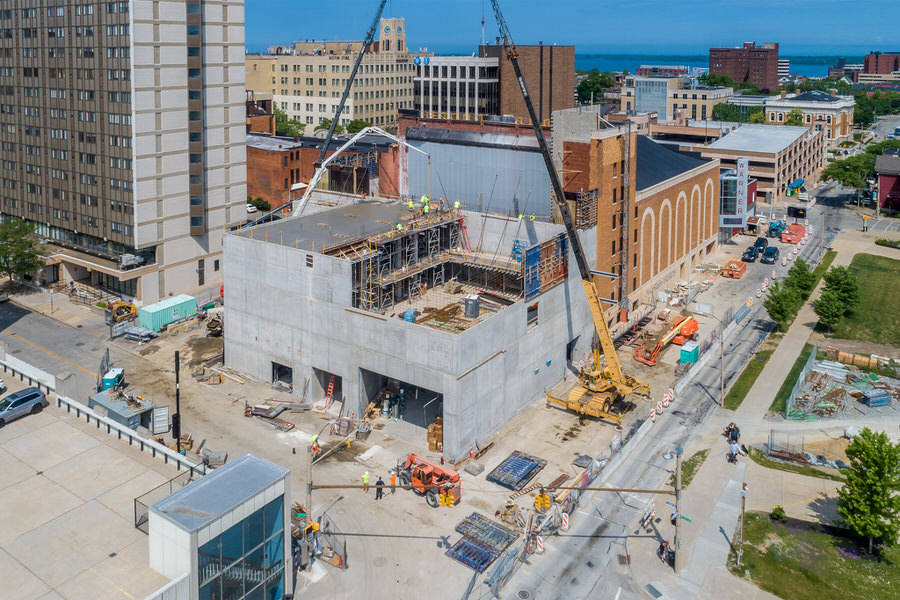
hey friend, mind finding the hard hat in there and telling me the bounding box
[365,471,369,475]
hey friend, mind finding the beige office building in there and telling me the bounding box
[765,91,855,144]
[0,0,247,302]
[245,18,416,130]
[620,76,732,122]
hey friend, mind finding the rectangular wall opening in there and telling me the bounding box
[312,367,342,406]
[271,362,293,386]
[360,368,442,429]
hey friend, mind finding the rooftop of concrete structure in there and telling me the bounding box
[150,454,288,532]
[242,200,414,253]
[876,154,900,175]
[636,136,711,191]
[405,126,542,152]
[706,124,812,154]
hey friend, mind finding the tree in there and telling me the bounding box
[786,258,816,296]
[836,428,900,553]
[748,111,766,124]
[814,288,845,330]
[0,219,45,283]
[248,197,270,212]
[763,280,802,331]
[274,108,305,137]
[345,119,371,134]
[785,107,805,126]
[577,69,615,105]
[712,102,744,122]
[315,118,345,135]
[822,265,861,308]
[821,153,875,200]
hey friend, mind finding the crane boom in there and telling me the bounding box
[488,0,644,393]
[316,0,388,166]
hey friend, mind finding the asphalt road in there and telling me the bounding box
[870,114,900,140]
[498,195,848,600]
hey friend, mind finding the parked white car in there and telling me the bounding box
[246,204,258,214]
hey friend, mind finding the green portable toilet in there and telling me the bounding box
[138,294,198,332]
[680,341,700,364]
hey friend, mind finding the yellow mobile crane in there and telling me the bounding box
[489,1,649,421]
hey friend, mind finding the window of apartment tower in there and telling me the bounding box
[384,40,390,51]
[612,188,617,203]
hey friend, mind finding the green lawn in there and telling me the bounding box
[723,349,774,411]
[746,447,845,484]
[729,513,900,600]
[669,449,709,489]
[769,343,814,414]
[811,250,837,282]
[829,254,900,347]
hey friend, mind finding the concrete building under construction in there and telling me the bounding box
[223,200,593,460]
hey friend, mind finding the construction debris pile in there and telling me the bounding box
[787,357,900,420]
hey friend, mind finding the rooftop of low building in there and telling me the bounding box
[636,136,711,191]
[706,124,813,154]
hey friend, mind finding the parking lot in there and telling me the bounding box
[0,376,180,600]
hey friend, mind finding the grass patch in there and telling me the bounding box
[669,449,709,489]
[769,343,815,414]
[829,253,900,346]
[729,512,900,600]
[746,447,845,483]
[875,238,900,250]
[96,301,107,308]
[811,250,837,282]
[723,349,774,410]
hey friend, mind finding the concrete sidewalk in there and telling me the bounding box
[6,286,101,330]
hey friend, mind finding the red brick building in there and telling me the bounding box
[876,154,900,211]
[246,135,399,210]
[709,42,780,92]
[863,52,900,74]
[480,43,575,124]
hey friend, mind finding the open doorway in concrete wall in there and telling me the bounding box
[312,367,343,410]
[565,336,581,373]
[360,368,442,429]
[271,362,293,386]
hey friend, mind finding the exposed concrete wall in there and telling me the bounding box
[223,215,594,460]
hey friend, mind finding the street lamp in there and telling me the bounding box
[697,308,727,406]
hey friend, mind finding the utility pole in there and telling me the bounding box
[173,351,181,453]
[674,447,684,574]
[306,444,313,520]
[738,482,748,566]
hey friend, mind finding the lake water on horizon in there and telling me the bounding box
[575,55,829,78]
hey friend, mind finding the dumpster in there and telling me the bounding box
[88,390,152,430]
[139,294,197,332]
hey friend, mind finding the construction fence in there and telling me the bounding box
[785,344,820,420]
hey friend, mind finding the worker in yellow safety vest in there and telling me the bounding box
[423,204,430,215]
[396,223,403,232]
[454,200,460,212]
[408,199,414,210]
[530,214,535,221]
[420,195,429,207]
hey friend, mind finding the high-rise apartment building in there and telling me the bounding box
[413,55,500,120]
[709,42,779,92]
[0,0,247,302]
[244,18,415,130]
[863,51,900,74]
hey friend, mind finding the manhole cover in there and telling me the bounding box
[662,451,673,460]
[373,556,387,568]
[517,590,533,600]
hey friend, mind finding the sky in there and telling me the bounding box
[245,0,900,55]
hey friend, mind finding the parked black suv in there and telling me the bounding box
[761,247,780,264]
[742,247,759,262]
[754,237,769,252]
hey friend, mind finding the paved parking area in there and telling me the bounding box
[0,377,181,600]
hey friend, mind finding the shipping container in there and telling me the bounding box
[139,294,197,332]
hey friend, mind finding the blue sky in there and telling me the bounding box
[246,0,899,55]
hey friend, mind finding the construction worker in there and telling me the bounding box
[390,471,397,494]
[396,223,403,233]
[453,200,460,213]
[420,194,429,207]
[375,476,385,500]
[408,199,415,211]
[529,214,535,221]
[423,204,430,215]
[362,471,370,493]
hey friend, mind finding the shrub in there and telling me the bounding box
[770,505,787,522]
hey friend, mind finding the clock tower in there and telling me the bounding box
[378,17,405,54]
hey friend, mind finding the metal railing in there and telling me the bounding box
[134,471,196,533]
[55,394,207,477]
[0,357,55,394]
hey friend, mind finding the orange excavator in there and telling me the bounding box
[634,316,699,366]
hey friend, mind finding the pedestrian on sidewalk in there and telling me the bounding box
[389,471,396,494]
[730,440,741,461]
[362,471,370,493]
[375,476,385,500]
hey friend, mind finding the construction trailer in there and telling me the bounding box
[223,200,594,461]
